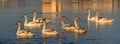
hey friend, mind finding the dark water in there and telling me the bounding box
[0,0,120,44]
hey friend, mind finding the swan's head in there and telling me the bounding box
[39,18,51,23]
[74,16,79,20]
[42,18,47,22]
[95,10,99,14]
[61,16,67,20]
[16,21,21,25]
[86,8,90,11]
[22,13,28,20]
[32,10,37,13]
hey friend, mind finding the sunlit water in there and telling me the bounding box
[0,0,120,44]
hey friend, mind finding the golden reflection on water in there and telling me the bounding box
[74,32,85,44]
[0,0,7,7]
[17,38,33,44]
[87,21,90,30]
[95,22,99,31]
[42,0,57,13]
[41,0,62,30]
[0,0,118,16]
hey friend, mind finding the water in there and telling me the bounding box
[0,0,120,44]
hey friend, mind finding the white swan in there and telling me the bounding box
[16,21,34,38]
[95,10,114,23]
[23,14,42,27]
[73,16,86,33]
[87,8,96,21]
[42,18,59,37]
[61,16,75,32]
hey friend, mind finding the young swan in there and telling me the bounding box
[16,21,34,38]
[61,16,75,32]
[23,14,42,27]
[39,18,51,23]
[32,10,51,23]
[42,18,59,36]
[95,10,114,23]
[87,8,96,21]
[74,16,86,33]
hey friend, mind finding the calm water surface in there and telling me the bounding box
[0,0,120,44]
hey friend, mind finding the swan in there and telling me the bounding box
[95,10,114,23]
[38,18,51,23]
[16,21,34,38]
[87,8,96,21]
[61,16,75,32]
[23,14,42,27]
[42,18,59,37]
[32,10,51,23]
[73,16,86,33]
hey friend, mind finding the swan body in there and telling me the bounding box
[42,28,59,36]
[98,18,114,23]
[74,27,86,33]
[61,16,75,32]
[73,16,86,33]
[88,17,96,21]
[16,21,34,38]
[87,8,96,21]
[95,10,114,23]
[42,18,59,36]
[23,14,42,27]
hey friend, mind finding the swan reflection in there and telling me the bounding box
[17,38,33,44]
[74,32,85,44]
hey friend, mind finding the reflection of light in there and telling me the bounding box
[62,0,118,15]
[2,0,6,2]
[17,38,33,44]
[42,0,57,22]
[95,22,99,31]
[1,0,7,7]
[113,0,118,14]
[74,33,78,44]
[42,0,56,13]
[42,0,62,24]
[74,33,85,44]
[87,21,90,30]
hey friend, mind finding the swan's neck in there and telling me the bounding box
[95,13,99,22]
[33,12,37,22]
[43,21,46,31]
[74,19,78,27]
[24,16,28,26]
[88,10,90,20]
[17,23,21,33]
[61,19,65,28]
